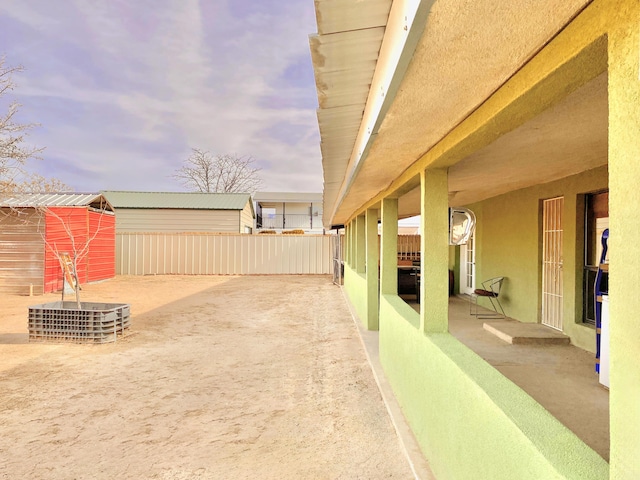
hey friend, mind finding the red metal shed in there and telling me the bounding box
[0,193,115,295]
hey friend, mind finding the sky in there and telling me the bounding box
[0,0,323,193]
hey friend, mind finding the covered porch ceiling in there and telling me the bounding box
[311,0,603,226]
[397,71,607,217]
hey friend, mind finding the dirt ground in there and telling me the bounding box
[0,275,414,479]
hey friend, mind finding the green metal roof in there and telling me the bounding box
[101,191,253,211]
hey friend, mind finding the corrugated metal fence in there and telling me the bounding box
[0,209,44,295]
[116,233,333,275]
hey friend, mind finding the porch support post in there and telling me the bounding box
[347,222,353,268]
[365,208,380,330]
[355,214,366,274]
[420,168,449,334]
[380,198,398,295]
[608,5,640,477]
[344,223,349,267]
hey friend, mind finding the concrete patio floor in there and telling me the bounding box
[403,295,610,461]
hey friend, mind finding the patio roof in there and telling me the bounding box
[309,0,394,228]
[311,0,601,226]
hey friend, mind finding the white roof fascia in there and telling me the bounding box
[326,0,435,227]
[254,192,323,203]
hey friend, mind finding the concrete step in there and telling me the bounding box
[483,320,570,345]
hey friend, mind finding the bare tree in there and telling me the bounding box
[0,56,44,194]
[2,173,72,193]
[173,149,263,194]
[35,205,109,308]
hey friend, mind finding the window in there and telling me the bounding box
[583,191,608,325]
[261,208,277,229]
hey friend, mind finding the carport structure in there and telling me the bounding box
[0,193,115,295]
[310,1,638,479]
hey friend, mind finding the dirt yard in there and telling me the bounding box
[0,275,414,479]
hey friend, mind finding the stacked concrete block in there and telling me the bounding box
[28,302,130,344]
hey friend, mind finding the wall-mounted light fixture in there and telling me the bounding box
[449,208,476,245]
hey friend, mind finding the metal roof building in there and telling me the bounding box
[0,192,114,210]
[0,193,115,295]
[102,191,253,211]
[253,192,324,233]
[101,191,255,234]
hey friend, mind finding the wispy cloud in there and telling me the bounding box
[0,0,321,193]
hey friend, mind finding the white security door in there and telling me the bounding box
[542,197,564,330]
[460,233,476,295]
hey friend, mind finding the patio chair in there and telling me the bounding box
[413,260,421,304]
[397,259,420,301]
[470,277,505,319]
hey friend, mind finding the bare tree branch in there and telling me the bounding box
[0,57,44,194]
[173,149,263,194]
[2,173,73,193]
[34,205,109,307]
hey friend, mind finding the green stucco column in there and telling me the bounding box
[344,223,349,267]
[421,168,449,334]
[608,3,640,478]
[356,214,366,274]
[380,198,398,295]
[365,208,380,330]
[347,221,353,268]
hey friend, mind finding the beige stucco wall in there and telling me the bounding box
[464,166,608,352]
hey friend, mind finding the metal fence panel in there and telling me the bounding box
[0,209,45,295]
[398,234,421,260]
[116,233,333,275]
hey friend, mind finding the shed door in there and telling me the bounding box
[542,197,564,330]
